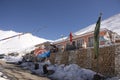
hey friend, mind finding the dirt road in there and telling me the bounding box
[0,60,50,80]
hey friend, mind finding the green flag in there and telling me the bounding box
[94,15,101,59]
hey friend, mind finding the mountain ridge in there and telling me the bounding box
[0,30,51,54]
[75,13,120,35]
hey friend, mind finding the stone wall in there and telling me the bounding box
[115,44,120,77]
[49,44,120,77]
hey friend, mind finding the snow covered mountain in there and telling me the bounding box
[0,30,51,54]
[75,13,120,35]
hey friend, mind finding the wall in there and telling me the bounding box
[49,44,120,77]
[115,44,120,77]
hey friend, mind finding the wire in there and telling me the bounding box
[0,26,47,42]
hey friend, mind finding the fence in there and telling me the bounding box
[49,44,120,77]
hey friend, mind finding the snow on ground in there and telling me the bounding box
[21,62,96,80]
[20,62,120,80]
[1,56,120,80]
[0,67,9,80]
[0,72,9,80]
[48,64,96,80]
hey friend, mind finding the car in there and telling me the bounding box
[0,54,5,59]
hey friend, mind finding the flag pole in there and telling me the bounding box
[93,13,103,80]
[94,13,102,74]
[98,13,102,74]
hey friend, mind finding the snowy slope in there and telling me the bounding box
[0,30,51,54]
[75,13,120,35]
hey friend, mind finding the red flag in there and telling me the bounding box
[69,32,73,43]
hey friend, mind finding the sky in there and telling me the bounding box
[0,0,120,40]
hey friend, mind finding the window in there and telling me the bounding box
[66,41,76,50]
[77,40,80,48]
[72,41,76,46]
[99,36,106,44]
[88,36,94,47]
[66,42,70,46]
[77,39,84,48]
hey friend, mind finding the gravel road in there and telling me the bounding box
[0,60,50,80]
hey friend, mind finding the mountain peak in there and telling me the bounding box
[75,13,120,35]
[0,30,51,54]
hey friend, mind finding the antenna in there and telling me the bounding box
[32,26,48,35]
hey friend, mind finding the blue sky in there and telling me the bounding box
[0,0,120,40]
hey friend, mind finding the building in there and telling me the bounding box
[53,28,119,51]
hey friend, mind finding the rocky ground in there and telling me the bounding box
[0,60,50,80]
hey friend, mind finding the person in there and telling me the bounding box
[42,64,55,75]
[42,58,50,74]
[43,64,49,74]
